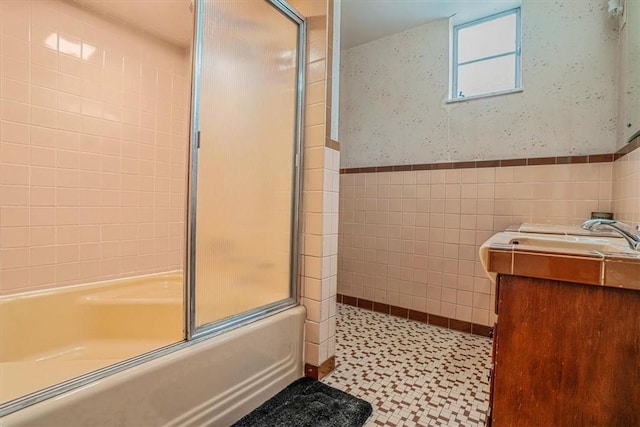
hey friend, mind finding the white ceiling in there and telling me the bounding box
[341,0,521,50]
[69,0,521,52]
[71,0,194,48]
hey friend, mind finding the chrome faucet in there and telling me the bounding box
[581,219,640,251]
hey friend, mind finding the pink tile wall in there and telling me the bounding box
[289,0,339,369]
[0,0,190,294]
[337,163,613,327]
[613,149,640,226]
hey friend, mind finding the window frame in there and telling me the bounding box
[451,7,522,101]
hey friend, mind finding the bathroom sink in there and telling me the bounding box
[507,236,626,253]
[480,230,639,285]
[510,223,622,238]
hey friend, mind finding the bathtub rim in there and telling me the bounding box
[0,270,183,301]
[0,296,300,418]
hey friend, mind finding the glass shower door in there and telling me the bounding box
[190,0,304,332]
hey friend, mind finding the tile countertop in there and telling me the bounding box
[480,224,640,291]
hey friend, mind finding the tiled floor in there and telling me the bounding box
[322,304,492,427]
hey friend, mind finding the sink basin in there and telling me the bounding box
[508,236,626,253]
[511,223,622,238]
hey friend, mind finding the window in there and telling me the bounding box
[451,8,521,100]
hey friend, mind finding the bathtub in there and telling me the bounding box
[0,273,305,426]
[0,272,184,403]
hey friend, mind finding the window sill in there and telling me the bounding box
[446,87,523,104]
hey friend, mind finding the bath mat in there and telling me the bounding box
[232,377,372,427]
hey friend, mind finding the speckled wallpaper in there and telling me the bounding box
[339,0,620,168]
[618,0,640,148]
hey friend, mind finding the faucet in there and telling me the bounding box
[581,219,640,251]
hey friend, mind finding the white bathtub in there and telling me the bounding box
[0,273,305,426]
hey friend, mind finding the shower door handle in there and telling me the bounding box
[196,130,201,149]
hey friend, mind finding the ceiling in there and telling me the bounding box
[69,0,520,51]
[341,0,521,50]
[71,0,194,48]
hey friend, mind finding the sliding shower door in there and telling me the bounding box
[189,0,304,333]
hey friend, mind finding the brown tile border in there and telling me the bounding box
[450,319,473,333]
[408,309,427,323]
[487,247,640,291]
[304,355,336,380]
[304,363,318,379]
[319,355,336,379]
[428,314,450,328]
[476,160,500,168]
[488,250,513,274]
[472,323,493,337]
[614,131,640,160]
[412,163,432,171]
[557,155,588,164]
[500,158,527,167]
[512,252,602,285]
[487,247,603,286]
[432,162,453,170]
[373,302,390,314]
[527,157,556,166]
[589,153,615,163]
[337,294,492,338]
[342,295,357,306]
[338,149,634,175]
[356,298,373,310]
[603,258,640,290]
[453,161,478,169]
[325,138,340,151]
[389,305,409,318]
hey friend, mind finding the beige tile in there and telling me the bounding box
[0,267,30,292]
[0,0,194,294]
[338,161,630,326]
[305,102,325,127]
[307,59,326,84]
[308,38,326,63]
[1,78,29,103]
[1,57,30,83]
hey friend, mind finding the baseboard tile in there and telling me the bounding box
[337,293,492,338]
[304,356,336,380]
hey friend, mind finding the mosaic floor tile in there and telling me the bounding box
[322,304,492,427]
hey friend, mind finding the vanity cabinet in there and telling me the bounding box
[487,274,640,427]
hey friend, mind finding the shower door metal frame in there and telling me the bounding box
[185,0,306,340]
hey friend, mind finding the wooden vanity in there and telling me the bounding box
[482,227,640,427]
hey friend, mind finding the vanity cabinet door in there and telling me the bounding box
[490,274,640,427]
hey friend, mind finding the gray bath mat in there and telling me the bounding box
[232,377,372,427]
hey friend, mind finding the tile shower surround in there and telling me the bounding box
[337,143,639,328]
[0,0,191,294]
[0,0,340,374]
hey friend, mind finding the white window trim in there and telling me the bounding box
[450,7,522,102]
[446,87,523,104]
